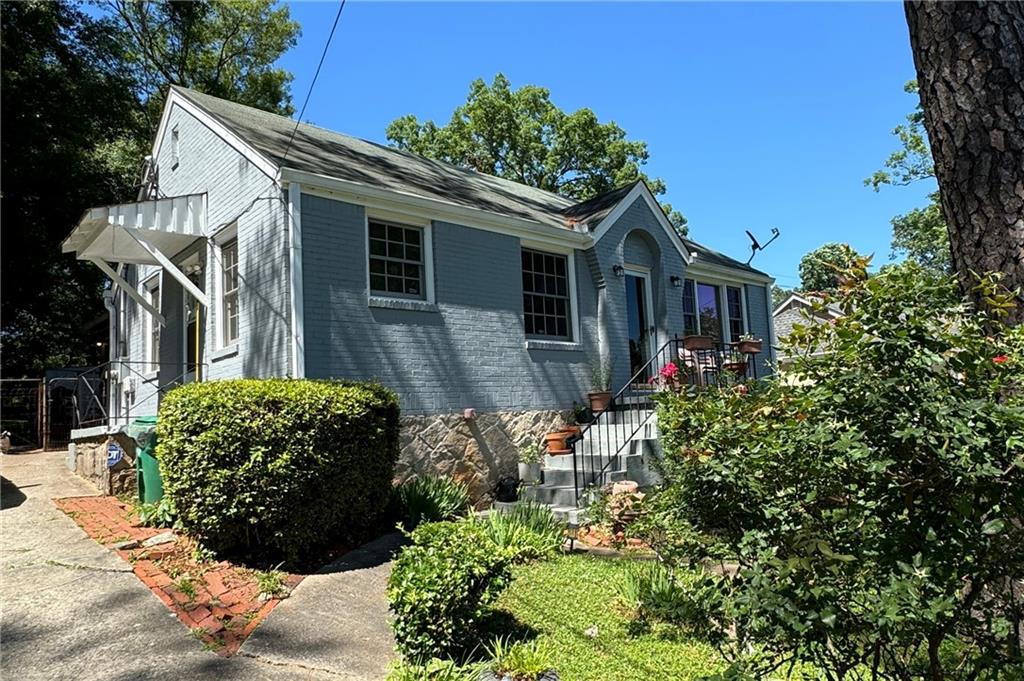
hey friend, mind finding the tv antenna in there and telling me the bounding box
[745,227,780,265]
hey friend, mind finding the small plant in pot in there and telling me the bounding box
[721,350,748,376]
[517,441,544,484]
[736,334,763,354]
[587,358,613,413]
[491,476,520,514]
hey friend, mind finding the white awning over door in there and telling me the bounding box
[61,193,210,317]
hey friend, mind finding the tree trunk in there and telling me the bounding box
[904,1,1024,324]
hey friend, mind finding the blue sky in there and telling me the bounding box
[281,2,934,288]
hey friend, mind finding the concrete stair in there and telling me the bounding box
[521,409,661,522]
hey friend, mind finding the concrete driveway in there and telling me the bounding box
[1,450,391,680]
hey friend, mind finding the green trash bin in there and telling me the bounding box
[127,416,162,504]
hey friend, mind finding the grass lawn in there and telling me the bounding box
[492,553,724,681]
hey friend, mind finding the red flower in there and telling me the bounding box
[659,362,679,379]
[993,355,1009,364]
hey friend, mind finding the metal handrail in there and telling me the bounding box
[571,336,759,504]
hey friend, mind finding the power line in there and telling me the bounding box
[281,0,347,164]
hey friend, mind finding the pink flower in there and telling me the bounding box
[659,362,679,379]
[993,355,1009,364]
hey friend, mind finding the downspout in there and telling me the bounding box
[287,182,305,378]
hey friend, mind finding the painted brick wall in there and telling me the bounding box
[301,194,598,414]
[119,102,292,418]
[592,197,688,389]
[744,283,774,375]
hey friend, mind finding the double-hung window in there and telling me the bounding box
[221,238,239,346]
[368,219,425,299]
[522,248,572,340]
[682,279,746,342]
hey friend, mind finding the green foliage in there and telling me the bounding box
[476,503,565,562]
[388,521,513,663]
[866,80,951,275]
[771,285,793,309]
[385,658,479,681]
[518,441,545,465]
[395,476,471,530]
[616,562,722,631]
[157,379,399,565]
[134,497,177,529]
[797,242,864,293]
[386,73,688,234]
[253,568,287,597]
[650,262,1024,679]
[485,636,553,680]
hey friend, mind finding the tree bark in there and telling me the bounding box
[904,1,1024,324]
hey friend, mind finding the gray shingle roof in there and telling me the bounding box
[174,86,770,278]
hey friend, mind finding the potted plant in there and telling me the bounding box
[491,476,520,513]
[722,350,748,376]
[682,334,714,351]
[543,425,581,455]
[517,441,544,484]
[736,334,763,354]
[587,358,613,413]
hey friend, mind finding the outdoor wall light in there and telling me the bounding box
[670,275,682,288]
[612,264,625,278]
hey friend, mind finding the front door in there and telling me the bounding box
[182,261,205,383]
[624,269,655,381]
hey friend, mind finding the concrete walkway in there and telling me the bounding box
[0,450,396,680]
[240,533,403,679]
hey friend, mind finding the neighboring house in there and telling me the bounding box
[772,292,843,367]
[62,86,776,499]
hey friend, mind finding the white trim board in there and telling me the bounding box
[590,182,694,266]
[686,259,774,286]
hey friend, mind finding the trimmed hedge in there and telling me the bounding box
[156,378,399,564]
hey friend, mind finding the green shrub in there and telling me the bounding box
[395,476,471,529]
[388,521,512,662]
[157,378,399,564]
[477,502,565,562]
[134,496,177,528]
[649,263,1024,679]
[385,658,478,681]
[616,562,724,631]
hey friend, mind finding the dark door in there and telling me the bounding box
[625,273,652,381]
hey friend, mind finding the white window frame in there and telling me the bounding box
[171,125,180,169]
[682,277,747,344]
[212,223,239,351]
[364,210,435,304]
[520,240,580,346]
[142,272,162,374]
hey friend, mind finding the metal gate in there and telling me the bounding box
[0,379,43,451]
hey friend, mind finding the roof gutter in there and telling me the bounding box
[279,168,593,251]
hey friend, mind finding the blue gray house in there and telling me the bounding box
[63,87,776,500]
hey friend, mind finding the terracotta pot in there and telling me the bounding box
[612,480,640,496]
[588,390,613,413]
[543,430,573,455]
[737,339,762,354]
[682,334,714,351]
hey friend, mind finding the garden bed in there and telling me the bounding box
[55,496,303,656]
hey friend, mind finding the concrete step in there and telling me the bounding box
[522,484,581,507]
[545,453,622,471]
[542,467,626,487]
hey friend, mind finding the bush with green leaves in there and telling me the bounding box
[476,502,565,562]
[157,379,399,565]
[395,476,471,529]
[484,636,554,681]
[648,262,1024,680]
[388,521,514,662]
[385,658,479,681]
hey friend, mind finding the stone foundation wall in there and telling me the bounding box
[397,409,567,502]
[71,433,137,497]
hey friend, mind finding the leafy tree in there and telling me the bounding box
[1,0,301,377]
[771,285,793,309]
[866,81,951,275]
[648,262,1024,680]
[0,0,140,376]
[798,243,862,293]
[905,2,1024,324]
[386,74,688,234]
